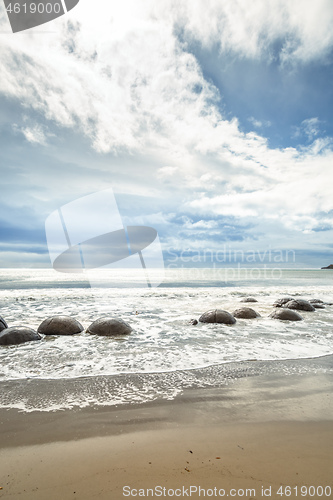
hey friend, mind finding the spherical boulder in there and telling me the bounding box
[0,326,41,345]
[190,319,198,325]
[199,309,236,325]
[232,307,260,319]
[269,309,303,321]
[282,299,315,312]
[240,297,258,303]
[87,317,132,336]
[273,297,293,307]
[38,316,84,336]
[309,299,326,308]
[0,316,8,333]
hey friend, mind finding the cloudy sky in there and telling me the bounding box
[0,0,333,269]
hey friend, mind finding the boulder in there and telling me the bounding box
[87,317,132,336]
[240,297,258,303]
[232,307,260,319]
[273,297,293,307]
[199,309,236,325]
[321,264,333,269]
[269,309,303,321]
[0,326,41,345]
[309,299,328,307]
[38,316,84,336]
[190,319,198,325]
[0,316,8,333]
[282,299,315,312]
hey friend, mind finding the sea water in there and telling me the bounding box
[0,268,332,411]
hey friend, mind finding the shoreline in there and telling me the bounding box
[1,355,333,445]
[0,358,333,499]
[1,354,332,416]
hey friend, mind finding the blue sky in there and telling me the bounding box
[193,44,333,149]
[0,0,333,269]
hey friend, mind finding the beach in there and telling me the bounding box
[1,357,333,499]
[1,269,333,498]
[1,0,333,495]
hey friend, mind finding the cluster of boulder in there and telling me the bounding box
[0,296,331,347]
[193,296,331,326]
[0,316,132,346]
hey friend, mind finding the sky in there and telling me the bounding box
[0,0,333,269]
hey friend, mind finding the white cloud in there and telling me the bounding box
[180,216,219,230]
[20,124,48,145]
[248,117,272,129]
[301,118,320,140]
[173,0,333,64]
[1,0,332,160]
[157,166,179,178]
[292,118,322,142]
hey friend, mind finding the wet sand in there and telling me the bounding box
[0,362,333,499]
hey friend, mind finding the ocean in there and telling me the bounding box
[0,268,332,412]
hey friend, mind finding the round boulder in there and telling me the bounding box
[87,317,132,336]
[0,316,8,333]
[273,297,293,307]
[240,297,258,303]
[282,299,315,312]
[309,299,329,307]
[269,309,303,321]
[38,316,84,336]
[232,307,260,319]
[199,309,236,325]
[0,326,41,346]
[190,319,198,325]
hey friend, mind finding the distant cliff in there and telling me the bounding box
[321,264,333,269]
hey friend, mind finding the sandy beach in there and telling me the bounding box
[1,358,333,500]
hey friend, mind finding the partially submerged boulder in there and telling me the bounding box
[232,307,260,319]
[273,297,293,307]
[87,317,132,336]
[282,299,315,312]
[0,316,8,332]
[0,326,41,345]
[38,316,84,336]
[240,297,258,303]
[199,309,236,325]
[269,309,303,321]
[309,299,326,308]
